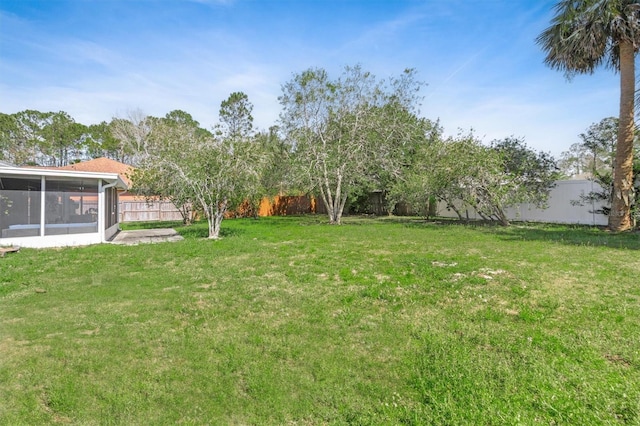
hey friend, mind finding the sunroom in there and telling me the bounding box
[0,163,127,248]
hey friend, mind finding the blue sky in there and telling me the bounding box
[0,0,625,157]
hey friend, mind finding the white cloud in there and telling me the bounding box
[0,0,628,158]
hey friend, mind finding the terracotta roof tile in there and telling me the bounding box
[57,157,134,186]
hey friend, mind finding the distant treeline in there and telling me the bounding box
[0,109,138,167]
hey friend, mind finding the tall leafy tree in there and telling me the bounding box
[216,92,267,217]
[39,111,88,166]
[558,142,592,177]
[219,91,254,140]
[279,65,424,224]
[558,117,619,178]
[579,117,619,177]
[109,109,153,165]
[130,111,206,225]
[85,121,122,160]
[537,0,640,231]
[1,110,48,165]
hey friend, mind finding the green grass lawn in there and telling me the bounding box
[1,216,639,425]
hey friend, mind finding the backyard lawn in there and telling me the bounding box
[1,216,639,424]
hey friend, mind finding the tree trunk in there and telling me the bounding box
[336,193,348,224]
[323,196,347,224]
[320,173,346,225]
[207,200,227,239]
[330,170,346,225]
[176,202,193,225]
[477,210,490,221]
[427,196,437,219]
[447,203,464,221]
[208,212,224,239]
[327,198,342,224]
[318,182,337,224]
[608,40,635,232]
[493,207,510,227]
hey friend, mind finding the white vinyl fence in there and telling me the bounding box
[437,180,608,226]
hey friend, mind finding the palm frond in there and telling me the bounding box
[537,0,640,76]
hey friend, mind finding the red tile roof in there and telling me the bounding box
[58,157,134,186]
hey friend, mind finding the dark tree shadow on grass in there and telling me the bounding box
[121,220,184,231]
[350,215,640,251]
[484,224,640,250]
[122,220,244,239]
[124,215,640,250]
[175,225,243,239]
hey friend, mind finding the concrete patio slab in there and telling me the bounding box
[109,228,184,245]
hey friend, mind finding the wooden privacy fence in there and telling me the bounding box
[119,195,317,222]
[226,195,318,218]
[119,200,184,222]
[258,195,316,216]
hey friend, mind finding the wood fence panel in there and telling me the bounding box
[120,201,183,222]
[259,196,316,216]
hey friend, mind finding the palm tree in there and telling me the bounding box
[537,0,640,231]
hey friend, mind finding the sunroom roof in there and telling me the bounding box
[0,164,128,190]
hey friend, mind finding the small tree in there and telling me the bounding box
[491,137,560,205]
[217,92,269,218]
[131,154,198,226]
[133,100,265,239]
[396,134,559,226]
[387,121,444,216]
[392,133,491,221]
[570,118,640,220]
